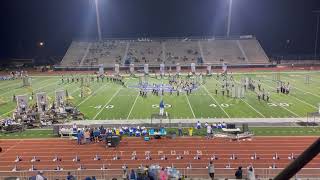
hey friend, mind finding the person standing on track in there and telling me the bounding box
[178,122,183,136]
[77,130,83,145]
[208,161,215,180]
[206,124,212,139]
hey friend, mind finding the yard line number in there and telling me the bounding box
[90,105,114,109]
[152,104,172,108]
[267,103,291,107]
[209,103,232,108]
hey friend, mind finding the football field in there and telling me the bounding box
[0,71,320,120]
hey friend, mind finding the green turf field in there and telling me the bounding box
[0,71,319,120]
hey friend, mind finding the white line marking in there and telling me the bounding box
[202,85,230,118]
[0,78,54,97]
[241,99,266,118]
[260,80,316,108]
[185,94,196,118]
[231,79,266,118]
[0,79,60,117]
[76,85,109,107]
[281,76,320,98]
[290,95,317,109]
[126,92,140,119]
[92,87,122,120]
[258,81,300,117]
[0,81,22,91]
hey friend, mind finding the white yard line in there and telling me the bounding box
[0,79,60,117]
[0,110,14,117]
[290,95,317,109]
[258,81,300,117]
[0,81,22,91]
[0,78,54,97]
[260,81,317,109]
[92,87,122,120]
[241,99,266,118]
[126,92,140,120]
[281,76,320,98]
[0,79,56,102]
[185,94,196,119]
[76,84,108,107]
[294,87,320,98]
[230,79,266,118]
[0,82,78,118]
[280,106,300,117]
[202,85,230,118]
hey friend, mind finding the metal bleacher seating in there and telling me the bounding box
[58,37,270,68]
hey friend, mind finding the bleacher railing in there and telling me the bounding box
[0,168,319,180]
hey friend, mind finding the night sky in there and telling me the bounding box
[1,0,320,61]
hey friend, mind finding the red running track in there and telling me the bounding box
[0,137,319,178]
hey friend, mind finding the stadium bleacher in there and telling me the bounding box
[126,41,163,65]
[59,37,270,68]
[239,39,270,64]
[202,39,245,64]
[60,41,89,66]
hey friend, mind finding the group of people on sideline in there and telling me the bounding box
[73,124,149,144]
[60,120,231,145]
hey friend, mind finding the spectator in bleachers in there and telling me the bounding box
[159,167,168,180]
[35,171,47,180]
[247,166,256,180]
[129,169,137,180]
[66,172,75,180]
[235,166,243,179]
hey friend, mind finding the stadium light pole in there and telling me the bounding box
[226,0,233,37]
[94,0,102,41]
[313,10,320,60]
